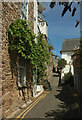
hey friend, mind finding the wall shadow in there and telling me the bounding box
[8,50,28,102]
[8,50,18,85]
[53,74,59,77]
[45,85,81,119]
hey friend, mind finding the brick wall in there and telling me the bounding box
[2,2,34,118]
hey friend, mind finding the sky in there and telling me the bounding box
[42,2,80,57]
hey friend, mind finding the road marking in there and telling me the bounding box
[21,94,47,119]
[16,92,48,119]
[45,91,49,93]
[16,94,45,119]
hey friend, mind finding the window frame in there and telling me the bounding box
[18,57,27,88]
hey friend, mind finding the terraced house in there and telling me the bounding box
[1,1,52,118]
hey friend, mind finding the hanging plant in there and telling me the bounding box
[8,19,35,59]
[8,19,50,83]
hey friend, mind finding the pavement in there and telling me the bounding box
[13,73,82,120]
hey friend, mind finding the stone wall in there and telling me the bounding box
[43,35,53,82]
[0,2,2,120]
[2,2,34,118]
[72,54,82,112]
[47,57,53,82]
[28,2,34,31]
[79,63,82,111]
[2,2,21,118]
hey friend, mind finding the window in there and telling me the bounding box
[21,2,28,20]
[19,57,26,87]
[33,67,37,84]
[21,11,27,20]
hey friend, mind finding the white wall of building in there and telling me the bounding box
[33,0,39,97]
[38,21,48,37]
[61,51,74,79]
[34,0,38,37]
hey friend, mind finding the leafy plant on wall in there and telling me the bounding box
[8,19,50,84]
[58,58,67,70]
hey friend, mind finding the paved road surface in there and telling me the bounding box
[15,73,81,119]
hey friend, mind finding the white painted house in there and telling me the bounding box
[33,1,47,97]
[38,2,48,37]
[60,38,80,82]
[20,1,47,97]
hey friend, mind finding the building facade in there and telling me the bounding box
[52,55,58,72]
[1,1,52,118]
[1,1,53,118]
[60,39,80,81]
[72,51,82,112]
[1,1,34,118]
[72,53,80,93]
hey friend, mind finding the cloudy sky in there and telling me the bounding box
[42,2,80,57]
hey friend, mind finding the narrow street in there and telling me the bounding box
[1,2,82,119]
[15,73,81,119]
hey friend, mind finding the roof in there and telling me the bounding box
[60,38,80,53]
[38,2,46,13]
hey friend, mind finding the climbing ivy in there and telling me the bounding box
[8,19,50,83]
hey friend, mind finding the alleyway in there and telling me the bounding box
[15,73,81,119]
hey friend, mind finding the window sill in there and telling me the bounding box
[18,83,27,89]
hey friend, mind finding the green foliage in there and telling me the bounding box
[48,43,54,52]
[35,34,50,82]
[64,72,74,86]
[50,52,54,56]
[19,106,23,109]
[58,58,67,70]
[50,2,80,27]
[8,19,50,83]
[50,2,80,17]
[8,19,35,59]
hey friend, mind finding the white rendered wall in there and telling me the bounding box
[61,51,74,79]
[26,1,28,20]
[32,0,38,96]
[39,22,48,37]
[34,0,38,36]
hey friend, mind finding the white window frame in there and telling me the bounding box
[21,1,28,20]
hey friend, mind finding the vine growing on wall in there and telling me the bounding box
[8,19,50,83]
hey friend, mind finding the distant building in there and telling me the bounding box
[52,55,58,72]
[37,2,53,84]
[33,1,47,97]
[60,38,80,80]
